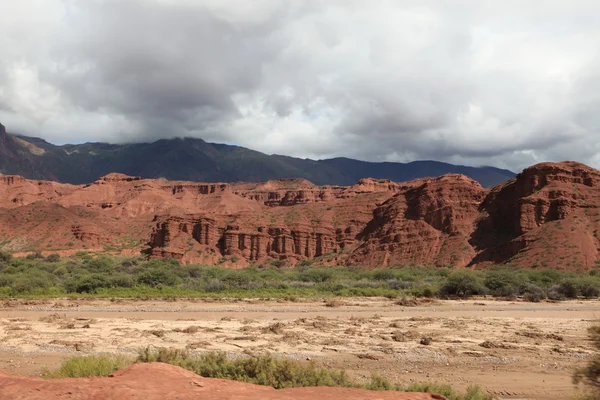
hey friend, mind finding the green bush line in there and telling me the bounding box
[0,251,599,300]
[44,348,493,400]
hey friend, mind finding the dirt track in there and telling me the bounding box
[0,298,598,400]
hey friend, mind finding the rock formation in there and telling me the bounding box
[1,161,600,270]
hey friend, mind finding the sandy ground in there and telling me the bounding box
[0,298,598,400]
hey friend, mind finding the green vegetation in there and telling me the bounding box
[574,324,600,400]
[42,354,133,378]
[0,251,599,300]
[45,348,493,400]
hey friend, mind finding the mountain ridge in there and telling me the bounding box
[0,123,514,186]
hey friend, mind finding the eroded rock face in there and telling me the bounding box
[471,162,600,269]
[348,175,486,268]
[1,162,600,269]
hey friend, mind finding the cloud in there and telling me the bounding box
[0,0,599,172]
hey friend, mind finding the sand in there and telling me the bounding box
[0,297,598,400]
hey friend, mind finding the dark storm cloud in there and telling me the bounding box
[1,0,600,171]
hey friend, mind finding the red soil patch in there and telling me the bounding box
[0,363,446,400]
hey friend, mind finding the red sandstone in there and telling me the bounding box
[1,161,599,269]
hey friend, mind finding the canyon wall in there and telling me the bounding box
[1,161,600,270]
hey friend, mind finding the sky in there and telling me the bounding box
[1,0,600,172]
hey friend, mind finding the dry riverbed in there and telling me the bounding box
[0,297,598,400]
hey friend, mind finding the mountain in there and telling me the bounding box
[0,161,598,271]
[0,123,514,186]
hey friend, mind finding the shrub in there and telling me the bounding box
[493,284,518,298]
[83,257,115,274]
[203,279,226,292]
[578,278,600,299]
[109,274,135,288]
[135,347,355,389]
[0,275,16,287]
[386,279,412,290]
[420,286,436,298]
[557,280,579,299]
[66,274,111,293]
[43,354,133,378]
[25,252,43,260]
[137,268,180,287]
[522,284,546,302]
[439,271,486,298]
[363,372,396,390]
[45,254,61,263]
[0,251,12,265]
[12,272,53,293]
[350,280,383,289]
[184,265,204,278]
[405,383,491,400]
[297,259,313,267]
[484,269,518,291]
[223,271,252,287]
[299,268,335,283]
[574,324,600,398]
[547,285,566,301]
[373,269,397,281]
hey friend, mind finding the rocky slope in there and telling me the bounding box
[0,161,599,270]
[0,122,514,186]
[0,363,446,400]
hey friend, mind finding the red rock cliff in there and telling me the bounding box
[2,161,600,270]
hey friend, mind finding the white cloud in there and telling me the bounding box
[0,0,599,171]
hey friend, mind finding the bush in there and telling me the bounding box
[547,285,566,300]
[579,278,600,299]
[66,274,111,293]
[373,269,397,281]
[136,347,354,389]
[386,279,412,290]
[574,324,600,399]
[299,268,335,283]
[45,254,61,263]
[109,274,135,288]
[557,280,579,299]
[439,271,486,298]
[222,271,252,287]
[83,257,115,274]
[137,268,180,287]
[12,272,54,293]
[0,274,16,287]
[25,252,43,260]
[43,354,133,378]
[297,259,313,267]
[484,269,518,291]
[522,284,546,302]
[0,251,12,265]
[493,284,518,298]
[203,279,226,292]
